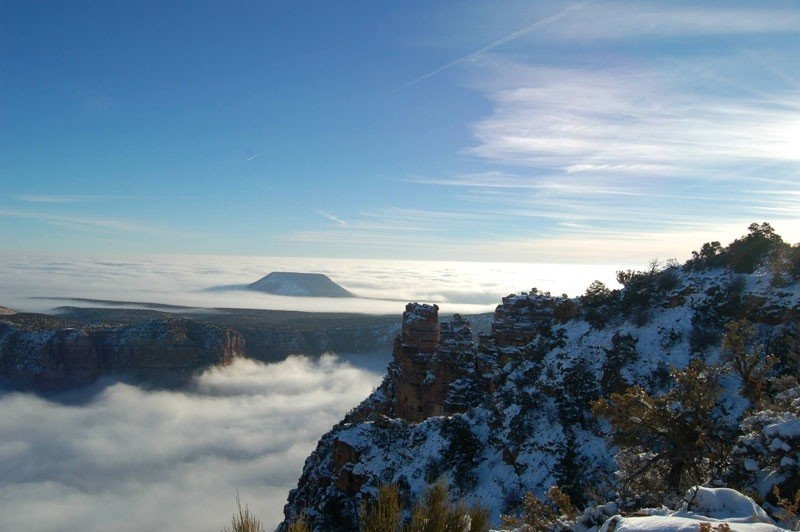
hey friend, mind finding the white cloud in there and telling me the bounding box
[538,2,800,41]
[0,356,386,532]
[0,208,159,234]
[466,61,800,171]
[13,194,123,203]
[397,1,590,90]
[314,210,348,226]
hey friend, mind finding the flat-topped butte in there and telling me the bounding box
[247,272,354,298]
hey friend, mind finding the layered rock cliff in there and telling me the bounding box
[53,306,408,363]
[280,230,800,530]
[0,313,245,389]
[0,307,418,388]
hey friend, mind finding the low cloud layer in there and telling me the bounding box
[0,255,628,314]
[0,355,387,531]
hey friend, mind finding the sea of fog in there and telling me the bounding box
[0,254,635,315]
[0,355,387,531]
[0,255,637,531]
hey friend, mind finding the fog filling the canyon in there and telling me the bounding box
[0,255,628,530]
[0,355,386,531]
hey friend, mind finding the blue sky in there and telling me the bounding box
[2,1,799,263]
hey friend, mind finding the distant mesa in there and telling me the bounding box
[247,272,354,298]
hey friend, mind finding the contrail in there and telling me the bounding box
[396,1,591,91]
[315,210,348,225]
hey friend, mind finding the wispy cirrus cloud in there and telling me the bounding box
[441,2,800,235]
[465,61,800,172]
[0,208,156,234]
[13,194,131,204]
[397,1,800,250]
[314,210,348,225]
[534,2,800,41]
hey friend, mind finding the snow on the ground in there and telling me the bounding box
[602,515,782,532]
[597,488,781,532]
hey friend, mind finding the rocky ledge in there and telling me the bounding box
[279,230,800,530]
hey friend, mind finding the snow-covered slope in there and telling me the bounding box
[279,230,800,531]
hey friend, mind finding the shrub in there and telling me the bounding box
[357,480,489,532]
[592,360,733,506]
[286,516,311,532]
[222,492,265,532]
[687,241,724,270]
[441,416,482,492]
[559,360,600,429]
[686,223,788,273]
[656,266,681,292]
[361,483,403,532]
[726,222,784,273]
[600,332,638,395]
[553,298,579,324]
[409,480,489,532]
[690,311,720,354]
[773,486,800,530]
[500,486,577,530]
[581,281,617,329]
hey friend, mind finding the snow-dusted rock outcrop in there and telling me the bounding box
[280,239,800,530]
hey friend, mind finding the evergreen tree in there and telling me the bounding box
[592,360,733,505]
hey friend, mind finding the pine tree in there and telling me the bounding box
[592,360,733,505]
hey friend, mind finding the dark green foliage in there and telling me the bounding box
[424,458,443,485]
[441,417,482,492]
[616,261,683,325]
[581,281,618,329]
[687,223,787,273]
[617,268,655,310]
[558,359,600,429]
[689,312,720,353]
[657,267,681,292]
[529,327,568,358]
[553,432,591,508]
[727,222,784,273]
[643,360,672,393]
[601,332,638,395]
[592,360,734,505]
[687,240,725,270]
[553,297,579,324]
